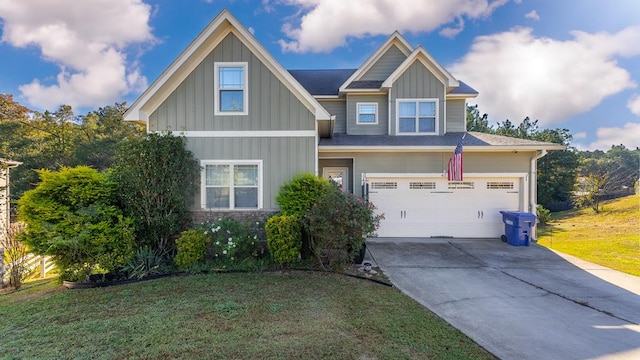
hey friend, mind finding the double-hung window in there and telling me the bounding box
[356,103,378,124]
[202,160,262,209]
[214,62,248,115]
[397,99,438,134]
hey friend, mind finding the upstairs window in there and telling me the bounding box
[214,62,248,115]
[397,99,437,134]
[357,103,378,124]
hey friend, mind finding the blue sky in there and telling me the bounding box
[1,0,639,151]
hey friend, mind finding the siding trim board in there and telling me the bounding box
[173,131,316,138]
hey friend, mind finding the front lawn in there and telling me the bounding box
[537,195,639,276]
[0,272,495,360]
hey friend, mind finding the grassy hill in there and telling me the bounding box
[537,194,639,276]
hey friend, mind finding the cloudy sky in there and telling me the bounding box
[1,0,639,151]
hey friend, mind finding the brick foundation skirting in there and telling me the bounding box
[190,210,277,225]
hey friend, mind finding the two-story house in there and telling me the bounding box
[125,10,563,239]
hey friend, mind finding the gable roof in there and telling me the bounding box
[288,69,355,96]
[338,31,413,93]
[319,132,566,151]
[124,9,331,122]
[382,46,458,89]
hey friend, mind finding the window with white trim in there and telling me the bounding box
[396,99,437,134]
[214,62,248,115]
[202,161,261,209]
[357,102,378,124]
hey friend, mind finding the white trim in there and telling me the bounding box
[166,130,316,138]
[318,146,560,152]
[356,102,378,125]
[200,160,263,210]
[214,62,248,116]
[364,172,527,179]
[395,98,439,135]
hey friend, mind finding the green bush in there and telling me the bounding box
[110,132,200,252]
[536,204,551,226]
[266,215,302,265]
[175,230,209,268]
[275,173,332,216]
[123,247,172,279]
[17,166,135,281]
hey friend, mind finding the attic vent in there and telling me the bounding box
[410,182,436,190]
[448,182,475,190]
[370,182,397,190]
[487,181,514,190]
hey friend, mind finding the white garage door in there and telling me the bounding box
[368,177,521,238]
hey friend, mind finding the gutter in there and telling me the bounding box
[530,149,548,240]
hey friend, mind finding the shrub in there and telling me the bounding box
[110,132,200,252]
[17,167,135,281]
[175,230,209,268]
[266,215,302,265]
[276,173,332,216]
[536,204,551,226]
[202,217,267,267]
[0,223,30,289]
[122,247,172,279]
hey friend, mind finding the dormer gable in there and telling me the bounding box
[382,46,459,90]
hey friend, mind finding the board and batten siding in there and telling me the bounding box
[360,45,408,81]
[389,62,445,135]
[445,99,466,133]
[319,99,347,134]
[187,137,316,210]
[346,94,388,135]
[317,151,534,197]
[149,33,315,132]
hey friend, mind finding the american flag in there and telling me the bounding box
[447,134,465,181]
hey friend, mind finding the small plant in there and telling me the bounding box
[124,247,172,279]
[266,215,302,265]
[1,223,30,289]
[536,204,551,226]
[175,230,210,268]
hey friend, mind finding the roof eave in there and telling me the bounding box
[318,145,566,152]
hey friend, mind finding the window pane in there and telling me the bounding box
[206,187,230,208]
[220,90,244,112]
[234,165,258,186]
[419,102,436,117]
[418,117,435,132]
[235,188,258,208]
[219,67,243,88]
[358,104,376,114]
[206,165,229,186]
[399,118,416,132]
[359,113,376,123]
[398,102,416,117]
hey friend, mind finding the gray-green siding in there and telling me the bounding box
[361,45,407,81]
[446,99,466,133]
[149,33,315,132]
[318,151,534,197]
[346,94,388,135]
[390,62,445,135]
[187,137,316,210]
[319,100,346,134]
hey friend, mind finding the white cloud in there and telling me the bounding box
[277,0,509,53]
[0,0,155,110]
[524,10,540,21]
[450,27,640,126]
[576,123,640,151]
[573,131,587,139]
[628,94,640,116]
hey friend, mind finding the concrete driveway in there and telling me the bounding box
[366,238,640,360]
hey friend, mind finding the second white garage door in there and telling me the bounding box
[368,177,521,238]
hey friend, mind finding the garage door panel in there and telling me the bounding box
[369,176,521,238]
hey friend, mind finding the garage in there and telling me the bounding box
[367,176,522,238]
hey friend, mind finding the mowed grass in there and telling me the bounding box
[0,272,495,360]
[538,194,640,276]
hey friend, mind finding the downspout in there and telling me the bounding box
[530,149,547,240]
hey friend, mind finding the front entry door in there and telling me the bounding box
[323,167,349,193]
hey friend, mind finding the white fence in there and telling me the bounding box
[1,252,55,284]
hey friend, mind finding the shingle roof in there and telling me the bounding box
[447,80,478,95]
[288,69,356,96]
[345,80,384,89]
[319,132,565,149]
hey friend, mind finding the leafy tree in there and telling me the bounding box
[466,104,492,133]
[110,132,200,252]
[17,166,135,281]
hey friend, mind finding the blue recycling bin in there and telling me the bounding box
[499,211,537,246]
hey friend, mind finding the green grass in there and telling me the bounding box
[538,194,640,276]
[0,272,495,360]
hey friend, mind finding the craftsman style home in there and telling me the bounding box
[125,10,563,238]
